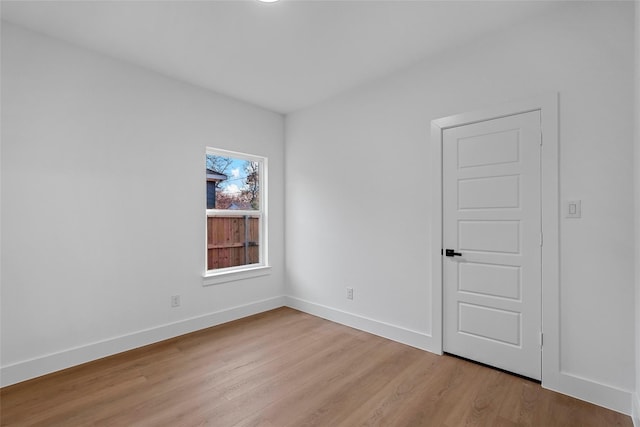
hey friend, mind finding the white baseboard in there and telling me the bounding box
[544,371,633,416]
[284,296,438,354]
[2,293,634,421]
[0,296,285,387]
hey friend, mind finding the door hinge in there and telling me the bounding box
[540,232,543,247]
[539,332,544,347]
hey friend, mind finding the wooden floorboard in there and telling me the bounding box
[0,307,632,426]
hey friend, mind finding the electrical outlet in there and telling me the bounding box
[346,287,353,300]
[171,295,181,308]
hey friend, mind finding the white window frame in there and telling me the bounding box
[203,147,270,286]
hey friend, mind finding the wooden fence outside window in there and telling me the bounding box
[207,216,259,270]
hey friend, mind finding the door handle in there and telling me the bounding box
[445,249,462,257]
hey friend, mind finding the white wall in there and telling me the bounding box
[0,23,285,386]
[634,1,640,424]
[286,2,635,413]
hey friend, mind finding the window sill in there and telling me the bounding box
[202,265,271,286]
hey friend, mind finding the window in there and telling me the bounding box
[204,148,269,284]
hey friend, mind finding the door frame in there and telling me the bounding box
[430,93,559,388]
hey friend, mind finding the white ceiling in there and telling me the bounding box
[1,0,561,114]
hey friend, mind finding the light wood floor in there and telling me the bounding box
[0,307,632,426]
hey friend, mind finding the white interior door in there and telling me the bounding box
[442,110,542,380]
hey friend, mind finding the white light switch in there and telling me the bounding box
[567,200,581,218]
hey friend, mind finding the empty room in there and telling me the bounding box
[1,0,639,425]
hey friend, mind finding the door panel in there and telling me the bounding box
[458,175,520,209]
[457,129,520,168]
[458,262,520,299]
[458,303,520,345]
[443,110,541,380]
[458,220,520,253]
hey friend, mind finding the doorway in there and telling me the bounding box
[430,94,559,385]
[442,111,541,380]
